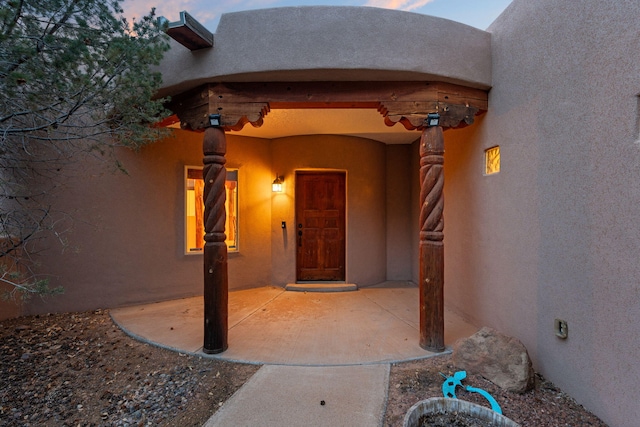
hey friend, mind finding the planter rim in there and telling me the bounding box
[403,397,521,427]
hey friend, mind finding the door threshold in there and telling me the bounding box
[285,282,358,292]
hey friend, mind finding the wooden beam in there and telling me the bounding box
[168,86,210,130]
[168,81,488,131]
[209,81,487,110]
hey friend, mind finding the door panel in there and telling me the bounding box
[296,172,346,281]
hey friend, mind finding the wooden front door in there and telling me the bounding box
[296,172,346,281]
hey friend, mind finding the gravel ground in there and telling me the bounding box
[0,310,258,426]
[1,310,609,426]
[385,356,608,427]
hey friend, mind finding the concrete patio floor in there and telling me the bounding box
[111,282,479,426]
[110,281,478,366]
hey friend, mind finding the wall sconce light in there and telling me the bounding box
[209,114,222,127]
[425,113,440,127]
[272,175,284,192]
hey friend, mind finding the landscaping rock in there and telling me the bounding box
[452,327,534,393]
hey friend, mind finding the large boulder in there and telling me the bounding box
[452,327,535,393]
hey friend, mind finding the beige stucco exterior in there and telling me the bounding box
[5,2,640,426]
[18,129,415,316]
[157,6,492,96]
[442,2,640,426]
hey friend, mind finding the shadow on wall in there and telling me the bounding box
[441,118,486,323]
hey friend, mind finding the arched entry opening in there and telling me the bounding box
[167,81,488,355]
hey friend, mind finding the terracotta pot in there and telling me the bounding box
[403,397,520,427]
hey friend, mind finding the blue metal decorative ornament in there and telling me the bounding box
[441,370,503,414]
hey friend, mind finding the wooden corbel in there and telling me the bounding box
[378,82,486,130]
[168,84,269,131]
[380,102,480,130]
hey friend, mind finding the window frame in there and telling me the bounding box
[184,166,239,255]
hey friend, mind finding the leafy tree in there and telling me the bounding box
[0,0,170,300]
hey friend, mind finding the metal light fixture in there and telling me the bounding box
[272,175,284,193]
[426,113,440,127]
[209,114,221,127]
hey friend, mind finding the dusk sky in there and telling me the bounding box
[124,0,513,32]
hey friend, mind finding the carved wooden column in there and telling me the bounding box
[202,126,228,354]
[419,126,445,352]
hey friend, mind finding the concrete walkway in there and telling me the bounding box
[110,282,478,426]
[204,364,389,427]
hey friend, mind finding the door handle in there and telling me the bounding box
[298,230,303,247]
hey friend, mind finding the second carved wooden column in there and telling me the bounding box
[202,126,229,354]
[419,126,445,352]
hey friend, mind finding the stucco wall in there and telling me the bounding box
[0,250,23,320]
[226,135,273,290]
[25,130,205,315]
[22,130,274,315]
[17,131,407,317]
[270,134,388,286]
[444,1,640,426]
[385,145,414,280]
[158,6,491,97]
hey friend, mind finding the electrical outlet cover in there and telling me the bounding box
[554,318,568,339]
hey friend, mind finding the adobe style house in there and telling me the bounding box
[3,1,639,425]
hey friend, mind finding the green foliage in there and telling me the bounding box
[0,0,171,298]
[0,0,170,149]
[0,263,64,302]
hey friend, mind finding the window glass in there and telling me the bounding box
[485,146,500,175]
[185,167,238,254]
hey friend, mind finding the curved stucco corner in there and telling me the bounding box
[158,6,492,97]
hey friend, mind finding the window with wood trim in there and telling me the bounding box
[185,167,238,254]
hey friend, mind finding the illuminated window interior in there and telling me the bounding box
[485,146,501,175]
[185,167,238,253]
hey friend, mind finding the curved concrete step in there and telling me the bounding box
[285,282,358,292]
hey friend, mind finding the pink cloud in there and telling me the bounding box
[364,0,435,11]
[122,0,206,23]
